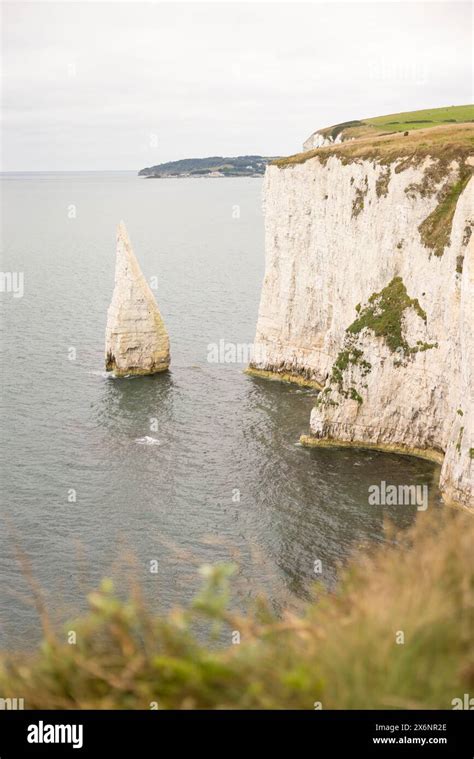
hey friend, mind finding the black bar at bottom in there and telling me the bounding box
[0,709,472,757]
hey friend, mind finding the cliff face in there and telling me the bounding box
[105,222,170,377]
[250,127,473,510]
[303,131,342,151]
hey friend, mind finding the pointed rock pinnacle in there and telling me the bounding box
[105,222,170,377]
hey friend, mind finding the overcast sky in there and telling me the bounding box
[1,1,472,171]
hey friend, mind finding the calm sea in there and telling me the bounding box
[0,172,443,648]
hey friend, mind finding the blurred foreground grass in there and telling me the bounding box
[1,510,472,709]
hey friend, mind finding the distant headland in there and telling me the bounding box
[138,155,278,178]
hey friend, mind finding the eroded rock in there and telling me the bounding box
[105,222,170,377]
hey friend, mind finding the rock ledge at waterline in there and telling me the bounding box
[105,222,170,377]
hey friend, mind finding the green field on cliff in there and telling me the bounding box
[312,104,474,144]
[365,104,474,132]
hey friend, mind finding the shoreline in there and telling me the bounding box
[245,366,323,389]
[299,433,445,464]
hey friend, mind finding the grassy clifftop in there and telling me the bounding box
[281,105,474,168]
[0,511,472,709]
[304,104,474,145]
[275,122,474,168]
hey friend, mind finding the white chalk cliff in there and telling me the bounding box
[105,222,170,377]
[303,131,343,151]
[249,126,473,510]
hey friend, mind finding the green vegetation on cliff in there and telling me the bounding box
[326,346,370,404]
[418,167,473,257]
[346,276,426,353]
[0,512,472,709]
[318,277,436,409]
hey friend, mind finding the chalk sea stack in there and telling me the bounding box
[105,222,170,377]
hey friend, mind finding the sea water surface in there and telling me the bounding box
[0,172,443,648]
